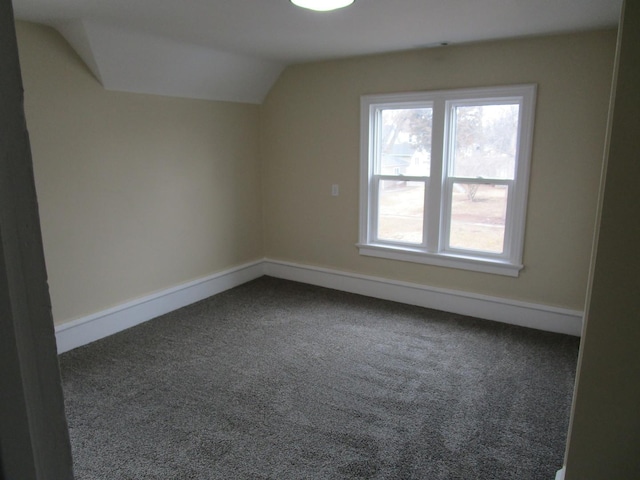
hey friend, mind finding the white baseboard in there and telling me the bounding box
[54,260,265,354]
[55,258,582,354]
[555,466,566,480]
[263,259,583,336]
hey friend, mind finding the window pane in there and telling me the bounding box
[452,104,519,180]
[449,183,508,253]
[379,108,432,176]
[377,180,424,244]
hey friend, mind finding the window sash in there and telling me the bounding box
[370,175,430,247]
[441,177,514,258]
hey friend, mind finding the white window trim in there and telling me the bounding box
[358,85,537,277]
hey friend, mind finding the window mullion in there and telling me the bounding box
[426,98,446,253]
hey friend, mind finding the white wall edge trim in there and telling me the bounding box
[55,257,582,354]
[54,260,265,354]
[555,466,566,480]
[263,259,583,337]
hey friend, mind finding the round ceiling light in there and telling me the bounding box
[290,0,355,12]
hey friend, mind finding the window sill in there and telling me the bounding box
[357,243,523,277]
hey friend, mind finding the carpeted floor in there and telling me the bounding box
[59,277,579,479]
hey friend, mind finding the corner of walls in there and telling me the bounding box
[56,257,582,354]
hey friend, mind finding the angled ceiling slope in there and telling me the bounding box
[56,19,285,104]
[14,0,621,105]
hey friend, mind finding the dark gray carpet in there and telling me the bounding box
[59,276,579,479]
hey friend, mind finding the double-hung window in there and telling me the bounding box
[358,85,536,276]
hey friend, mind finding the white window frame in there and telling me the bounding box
[358,85,537,277]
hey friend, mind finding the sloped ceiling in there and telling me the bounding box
[12,0,622,104]
[56,19,284,104]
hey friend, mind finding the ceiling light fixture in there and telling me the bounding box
[290,0,355,12]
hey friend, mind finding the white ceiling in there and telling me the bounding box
[13,0,622,103]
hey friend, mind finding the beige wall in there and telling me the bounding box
[261,30,616,311]
[565,1,640,477]
[17,21,617,326]
[17,22,263,325]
